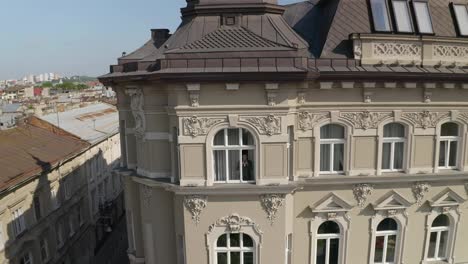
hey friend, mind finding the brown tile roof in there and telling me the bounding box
[0,123,89,193]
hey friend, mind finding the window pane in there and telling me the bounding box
[243,234,254,247]
[414,2,433,33]
[227,129,240,145]
[320,144,331,172]
[384,123,405,137]
[228,150,240,180]
[432,215,449,227]
[230,233,240,247]
[439,141,447,167]
[333,144,344,171]
[231,252,241,264]
[242,129,254,146]
[441,123,459,136]
[374,236,385,262]
[318,221,340,234]
[371,0,392,31]
[241,150,254,181]
[454,5,468,36]
[316,239,326,264]
[244,252,254,264]
[449,141,457,167]
[214,150,226,181]
[386,235,397,262]
[438,231,449,258]
[394,142,404,169]
[392,0,414,32]
[214,130,225,146]
[217,253,228,264]
[329,238,339,264]
[217,234,227,247]
[382,143,391,170]
[377,218,398,231]
[428,232,437,258]
[321,124,344,139]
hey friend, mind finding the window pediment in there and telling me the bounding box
[372,191,412,212]
[429,188,465,208]
[310,193,353,213]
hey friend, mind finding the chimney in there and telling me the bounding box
[151,29,171,49]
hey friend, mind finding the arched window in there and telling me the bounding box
[215,233,254,264]
[213,128,255,183]
[382,123,405,172]
[320,124,345,174]
[428,214,450,261]
[374,218,398,264]
[316,221,341,264]
[438,123,459,169]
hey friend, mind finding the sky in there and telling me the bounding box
[0,0,300,80]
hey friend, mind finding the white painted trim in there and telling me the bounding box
[128,253,145,264]
[256,178,289,186]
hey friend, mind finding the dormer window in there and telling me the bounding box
[413,1,434,34]
[392,0,414,33]
[370,0,392,32]
[452,4,468,36]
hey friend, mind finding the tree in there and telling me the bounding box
[41,82,53,88]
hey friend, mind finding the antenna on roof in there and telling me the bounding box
[122,52,127,57]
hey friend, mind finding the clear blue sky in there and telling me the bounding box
[0,0,300,80]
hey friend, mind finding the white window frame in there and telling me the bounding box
[391,0,415,33]
[212,128,256,183]
[370,0,393,32]
[373,221,399,264]
[319,125,346,175]
[309,215,350,264]
[453,4,468,36]
[412,0,434,34]
[381,124,406,172]
[214,233,255,264]
[12,208,26,236]
[438,123,460,170]
[285,233,292,264]
[427,224,449,261]
[315,226,341,264]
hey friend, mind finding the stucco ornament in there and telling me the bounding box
[297,91,306,105]
[340,111,392,130]
[373,42,421,57]
[184,195,207,225]
[189,92,199,107]
[260,194,285,225]
[353,184,374,208]
[298,111,329,131]
[141,185,152,207]
[433,45,468,61]
[208,214,262,234]
[412,182,430,206]
[182,116,224,137]
[246,115,281,136]
[458,112,468,124]
[125,88,146,140]
[266,91,277,106]
[402,111,449,129]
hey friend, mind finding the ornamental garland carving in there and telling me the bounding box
[126,88,146,140]
[412,182,430,206]
[246,115,281,136]
[182,116,224,137]
[353,184,374,208]
[340,111,392,130]
[402,111,449,129]
[260,194,285,225]
[373,43,421,57]
[141,185,152,207]
[208,214,262,234]
[298,111,329,131]
[184,195,207,225]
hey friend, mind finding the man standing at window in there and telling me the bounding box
[241,153,253,181]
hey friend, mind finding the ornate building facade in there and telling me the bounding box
[100,0,468,263]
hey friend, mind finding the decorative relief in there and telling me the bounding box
[340,111,392,130]
[298,111,329,131]
[353,184,374,208]
[433,45,468,59]
[373,43,421,58]
[266,91,277,106]
[182,116,224,137]
[297,91,306,105]
[354,40,362,60]
[459,112,468,124]
[412,182,430,206]
[189,92,200,107]
[184,195,207,225]
[260,194,285,225]
[246,115,281,136]
[402,111,449,129]
[125,88,146,140]
[208,214,262,234]
[141,185,152,207]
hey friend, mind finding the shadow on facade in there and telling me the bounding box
[2,150,128,264]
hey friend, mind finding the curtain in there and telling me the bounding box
[228,129,239,145]
[214,150,226,181]
[320,144,331,171]
[393,142,404,169]
[439,141,447,167]
[228,150,240,180]
[384,123,404,137]
[382,143,391,169]
[321,125,344,139]
[333,144,344,171]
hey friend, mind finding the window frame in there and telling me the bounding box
[437,123,460,170]
[373,219,399,264]
[451,3,468,37]
[381,123,406,172]
[319,124,346,175]
[314,221,342,264]
[369,0,394,32]
[412,0,435,35]
[212,128,256,184]
[12,208,26,236]
[214,233,255,264]
[40,237,49,262]
[390,0,415,33]
[427,224,450,261]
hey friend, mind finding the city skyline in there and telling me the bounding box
[0,0,300,80]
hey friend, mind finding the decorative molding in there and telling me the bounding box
[297,111,329,131]
[182,116,224,137]
[208,214,262,234]
[412,182,430,206]
[260,194,285,225]
[459,112,468,124]
[402,111,449,129]
[266,91,277,106]
[354,40,362,60]
[246,115,281,136]
[433,45,468,66]
[297,91,306,105]
[125,88,146,140]
[184,195,207,225]
[189,92,200,107]
[340,111,392,130]
[353,184,374,208]
[373,42,421,59]
[141,185,152,207]
[465,182,468,195]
